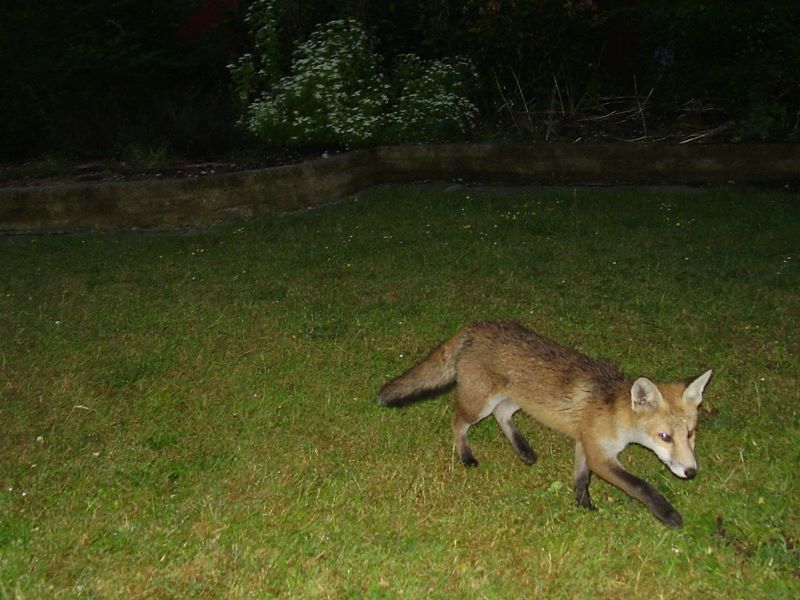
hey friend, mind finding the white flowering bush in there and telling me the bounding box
[383,54,479,143]
[232,10,479,150]
[243,19,390,149]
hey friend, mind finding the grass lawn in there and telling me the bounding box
[1,184,798,598]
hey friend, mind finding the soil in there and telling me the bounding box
[0,152,336,189]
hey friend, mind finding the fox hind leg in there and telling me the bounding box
[573,441,596,510]
[452,388,506,468]
[452,407,479,467]
[493,398,538,465]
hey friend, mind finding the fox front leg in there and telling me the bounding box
[592,458,683,528]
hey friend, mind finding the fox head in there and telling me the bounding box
[630,369,713,479]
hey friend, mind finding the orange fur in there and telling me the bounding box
[379,320,713,528]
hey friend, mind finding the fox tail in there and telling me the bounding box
[377,329,467,407]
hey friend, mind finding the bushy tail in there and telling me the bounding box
[378,329,467,407]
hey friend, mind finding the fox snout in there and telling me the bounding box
[668,461,697,480]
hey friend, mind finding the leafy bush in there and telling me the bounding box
[637,1,800,140]
[1,0,241,159]
[383,55,479,143]
[241,19,390,149]
[228,0,283,104]
[736,102,795,142]
[232,6,479,150]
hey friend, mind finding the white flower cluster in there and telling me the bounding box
[384,54,479,143]
[244,19,389,148]
[235,16,479,149]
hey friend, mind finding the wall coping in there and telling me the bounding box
[2,144,798,233]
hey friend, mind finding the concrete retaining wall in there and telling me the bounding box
[2,144,798,233]
[375,144,800,185]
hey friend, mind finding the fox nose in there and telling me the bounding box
[684,468,697,480]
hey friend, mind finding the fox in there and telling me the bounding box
[378,320,713,529]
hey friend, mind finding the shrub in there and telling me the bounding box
[637,1,800,140]
[228,0,283,104]
[383,55,479,144]
[232,8,479,150]
[241,19,389,149]
[2,0,241,159]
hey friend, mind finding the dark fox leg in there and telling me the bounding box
[452,407,479,467]
[589,454,683,529]
[493,399,537,465]
[573,441,595,510]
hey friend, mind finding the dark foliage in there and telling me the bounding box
[2,0,798,160]
[0,0,244,159]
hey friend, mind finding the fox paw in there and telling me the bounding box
[574,490,596,511]
[459,449,479,468]
[518,447,538,465]
[658,507,684,529]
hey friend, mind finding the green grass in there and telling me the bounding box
[1,185,798,598]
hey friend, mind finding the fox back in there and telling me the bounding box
[381,320,627,438]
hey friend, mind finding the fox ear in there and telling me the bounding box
[683,369,713,407]
[631,377,663,411]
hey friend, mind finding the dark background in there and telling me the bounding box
[2,0,798,161]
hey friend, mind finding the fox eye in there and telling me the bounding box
[688,429,696,438]
[659,432,673,443]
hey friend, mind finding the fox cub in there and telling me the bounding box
[378,320,712,528]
